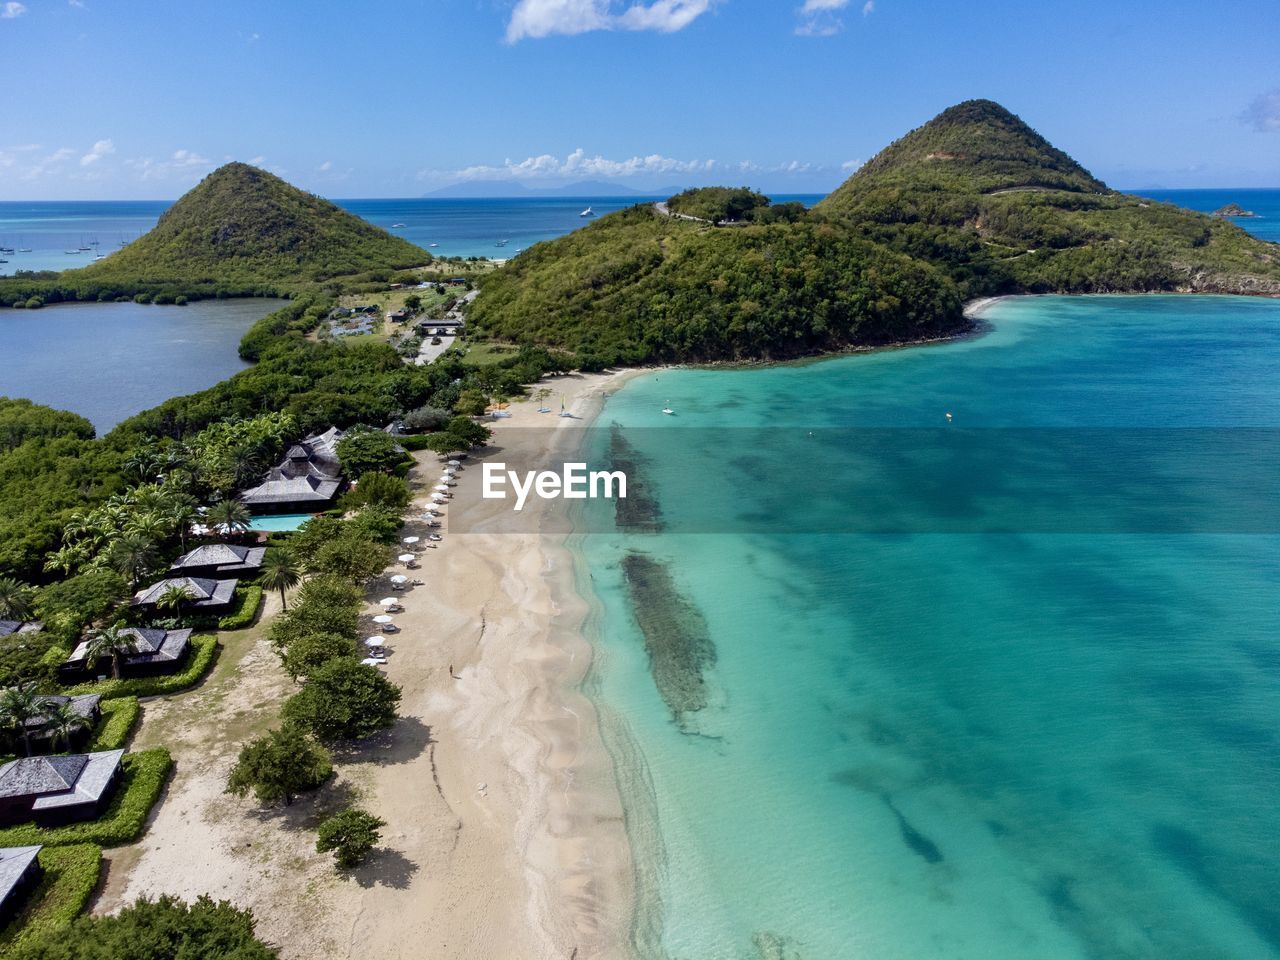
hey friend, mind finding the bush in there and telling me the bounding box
[7,894,279,959]
[334,428,405,478]
[24,297,44,309]
[215,585,263,630]
[401,405,451,433]
[60,635,219,700]
[87,696,140,751]
[338,472,411,512]
[396,434,432,452]
[0,844,102,952]
[0,749,171,848]
[280,632,358,682]
[226,727,332,807]
[281,659,400,742]
[315,808,385,869]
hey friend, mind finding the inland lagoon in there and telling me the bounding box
[0,297,284,430]
[575,295,1280,960]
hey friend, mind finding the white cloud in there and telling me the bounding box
[506,0,712,42]
[841,158,863,171]
[318,160,333,172]
[1,2,27,18]
[249,155,267,165]
[797,0,864,35]
[68,0,85,8]
[80,139,114,167]
[431,147,716,182]
[127,149,214,182]
[1243,89,1280,133]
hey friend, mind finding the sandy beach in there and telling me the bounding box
[95,368,643,960]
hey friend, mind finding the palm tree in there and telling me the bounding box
[0,684,53,757]
[259,550,301,610]
[82,624,140,681]
[155,583,195,618]
[125,510,170,545]
[45,702,92,753]
[161,493,200,553]
[207,499,252,538]
[106,531,158,588]
[0,576,34,623]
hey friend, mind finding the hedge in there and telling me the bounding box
[0,749,172,848]
[61,635,219,700]
[0,844,102,951]
[397,434,432,452]
[87,697,140,751]
[216,585,263,630]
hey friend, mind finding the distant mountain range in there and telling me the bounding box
[422,179,681,199]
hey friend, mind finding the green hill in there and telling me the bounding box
[469,203,963,364]
[1,163,428,305]
[817,99,1280,297]
[74,163,428,286]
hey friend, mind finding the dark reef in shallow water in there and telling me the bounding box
[620,552,715,722]
[610,425,663,532]
[883,794,944,864]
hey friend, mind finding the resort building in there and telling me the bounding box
[59,627,193,681]
[133,577,237,612]
[0,620,42,638]
[169,543,265,578]
[0,693,101,754]
[0,750,124,826]
[240,427,345,514]
[0,846,43,925]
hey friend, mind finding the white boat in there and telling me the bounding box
[580,206,594,217]
[662,407,675,415]
[429,243,439,248]
[392,222,407,227]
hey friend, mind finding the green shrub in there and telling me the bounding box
[24,297,43,309]
[315,808,384,869]
[60,635,219,700]
[396,434,432,452]
[87,697,140,751]
[216,585,263,630]
[0,844,102,951]
[0,749,171,848]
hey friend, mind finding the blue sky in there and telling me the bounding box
[1,0,1277,199]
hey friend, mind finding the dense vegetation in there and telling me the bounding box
[8,895,278,960]
[0,162,429,305]
[470,206,962,364]
[471,99,1280,361]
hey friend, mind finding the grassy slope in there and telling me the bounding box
[3,164,428,302]
[817,99,1280,296]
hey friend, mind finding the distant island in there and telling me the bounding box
[471,99,1280,365]
[422,179,673,199]
[1213,203,1258,218]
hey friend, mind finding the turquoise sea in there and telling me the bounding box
[575,295,1280,960]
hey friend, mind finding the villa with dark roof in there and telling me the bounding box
[0,750,124,826]
[0,845,43,924]
[58,627,192,682]
[169,543,265,578]
[0,693,101,754]
[240,426,345,514]
[132,577,237,612]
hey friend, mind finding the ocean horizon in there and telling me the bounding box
[2,189,1276,276]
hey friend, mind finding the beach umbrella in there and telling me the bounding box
[364,637,385,648]
[372,614,393,624]
[402,536,420,544]
[378,597,400,607]
[388,574,408,584]
[431,493,446,502]
[434,484,450,492]
[361,657,385,667]
[447,460,461,467]
[398,553,416,563]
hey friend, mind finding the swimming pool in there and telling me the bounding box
[247,513,315,532]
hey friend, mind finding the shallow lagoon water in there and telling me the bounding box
[576,295,1280,960]
[0,298,282,430]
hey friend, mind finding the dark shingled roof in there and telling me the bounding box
[133,578,237,608]
[0,845,42,907]
[0,621,42,638]
[66,628,192,668]
[0,750,124,809]
[170,543,266,575]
